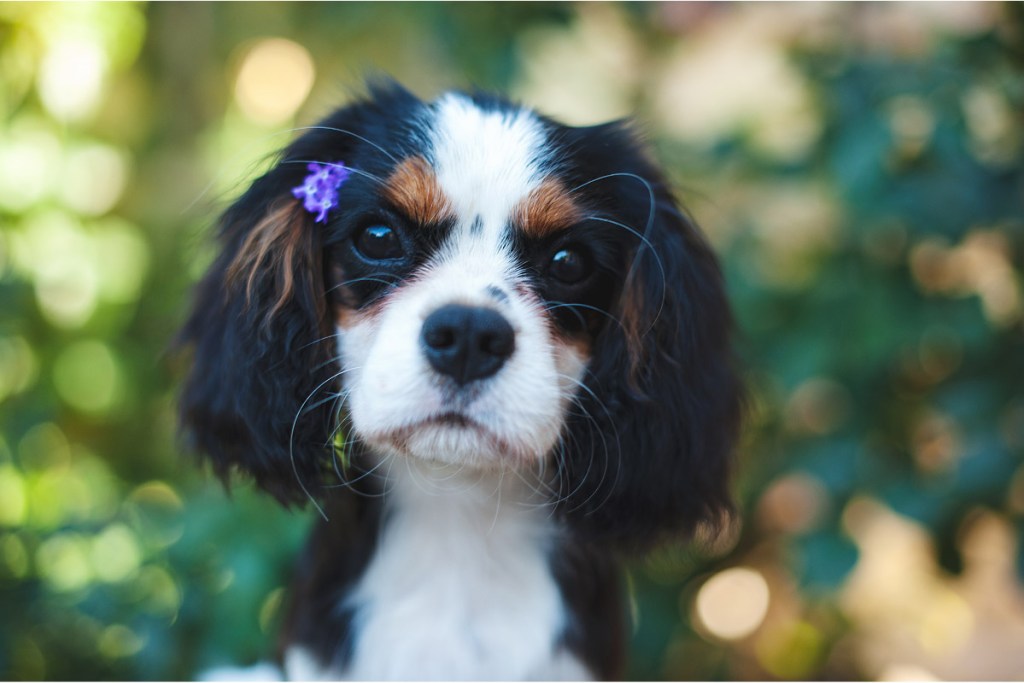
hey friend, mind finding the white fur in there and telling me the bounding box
[314,461,589,681]
[427,92,549,237]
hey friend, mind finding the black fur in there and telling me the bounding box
[274,466,385,671]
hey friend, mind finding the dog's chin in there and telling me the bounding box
[365,415,541,471]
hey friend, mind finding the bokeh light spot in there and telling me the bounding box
[17,422,71,471]
[60,144,128,216]
[29,465,94,530]
[514,4,639,124]
[962,85,1018,166]
[98,624,146,659]
[0,336,38,402]
[53,340,124,416]
[91,524,142,583]
[784,377,851,435]
[13,211,101,328]
[127,481,185,549]
[38,38,107,121]
[0,120,61,212]
[133,565,182,618]
[887,95,935,159]
[36,533,93,592]
[0,466,27,526]
[695,566,771,640]
[93,218,150,304]
[1,534,30,578]
[234,38,315,125]
[758,472,829,534]
[654,9,821,160]
[910,230,1022,327]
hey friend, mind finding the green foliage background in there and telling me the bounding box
[1,2,1023,680]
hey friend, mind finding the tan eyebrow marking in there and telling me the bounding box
[381,155,454,225]
[512,177,583,238]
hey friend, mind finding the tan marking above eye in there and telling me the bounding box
[382,155,454,225]
[512,177,583,239]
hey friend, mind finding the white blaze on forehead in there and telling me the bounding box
[427,93,549,238]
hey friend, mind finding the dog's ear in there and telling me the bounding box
[555,140,743,551]
[178,82,423,504]
[177,167,337,504]
[180,82,423,505]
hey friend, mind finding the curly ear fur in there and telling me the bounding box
[178,184,335,504]
[554,127,743,551]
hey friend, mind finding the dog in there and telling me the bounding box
[179,82,741,680]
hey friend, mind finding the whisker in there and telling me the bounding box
[574,171,669,337]
[282,159,385,187]
[487,468,505,537]
[300,332,343,352]
[543,301,626,331]
[290,125,401,165]
[325,276,401,295]
[288,366,362,520]
[554,370,623,514]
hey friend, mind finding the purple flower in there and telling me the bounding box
[291,162,351,223]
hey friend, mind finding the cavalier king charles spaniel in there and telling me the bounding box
[179,82,742,681]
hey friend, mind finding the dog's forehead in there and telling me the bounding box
[377,93,581,242]
[426,93,547,230]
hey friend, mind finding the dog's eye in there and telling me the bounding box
[354,224,405,261]
[548,247,591,284]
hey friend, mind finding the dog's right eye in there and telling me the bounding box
[354,224,405,261]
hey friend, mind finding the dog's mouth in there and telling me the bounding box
[403,411,496,443]
[376,411,529,467]
[420,412,476,429]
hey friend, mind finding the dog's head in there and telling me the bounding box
[179,83,741,549]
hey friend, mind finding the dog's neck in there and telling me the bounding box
[285,456,591,680]
[377,457,553,540]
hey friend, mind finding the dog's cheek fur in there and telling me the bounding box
[554,191,743,552]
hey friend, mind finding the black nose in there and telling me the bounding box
[421,304,515,385]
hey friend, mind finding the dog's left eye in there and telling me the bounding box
[354,224,405,261]
[547,247,591,284]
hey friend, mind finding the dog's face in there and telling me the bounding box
[180,84,741,548]
[332,94,612,470]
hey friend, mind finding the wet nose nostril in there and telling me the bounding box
[420,304,515,385]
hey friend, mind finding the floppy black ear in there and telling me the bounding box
[178,82,424,504]
[555,159,743,551]
[177,171,337,504]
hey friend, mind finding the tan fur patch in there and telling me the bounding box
[382,155,454,225]
[512,178,583,238]
[334,298,385,330]
[226,199,318,318]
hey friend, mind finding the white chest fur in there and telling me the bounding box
[287,462,589,681]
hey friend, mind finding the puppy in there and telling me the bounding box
[179,82,741,680]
